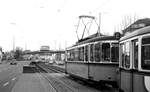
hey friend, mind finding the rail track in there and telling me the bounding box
[36,63,78,92]
[35,63,102,92]
[36,63,65,73]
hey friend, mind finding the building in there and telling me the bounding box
[23,50,65,63]
[40,46,50,51]
[122,18,150,35]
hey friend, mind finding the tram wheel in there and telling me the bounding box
[111,82,118,88]
[98,81,106,88]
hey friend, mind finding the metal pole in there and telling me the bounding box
[13,36,15,51]
[98,13,101,34]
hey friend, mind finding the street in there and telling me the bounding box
[0,61,26,92]
[0,61,118,92]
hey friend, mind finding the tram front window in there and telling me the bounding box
[142,37,150,70]
[120,42,130,69]
[132,39,138,69]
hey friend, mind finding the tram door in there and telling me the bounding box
[120,39,139,92]
[120,42,133,92]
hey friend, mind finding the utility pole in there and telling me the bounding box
[13,36,15,51]
[65,41,67,50]
[98,13,101,36]
[25,43,27,50]
[54,40,57,50]
[59,43,61,50]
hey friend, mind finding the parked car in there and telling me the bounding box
[10,62,17,65]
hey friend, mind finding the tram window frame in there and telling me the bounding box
[132,39,138,69]
[111,43,119,62]
[120,42,131,69]
[94,42,101,62]
[102,43,110,62]
[90,44,94,62]
[141,37,150,70]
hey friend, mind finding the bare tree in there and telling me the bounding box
[120,14,139,34]
[122,15,138,28]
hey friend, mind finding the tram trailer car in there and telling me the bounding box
[119,26,150,92]
[66,33,120,87]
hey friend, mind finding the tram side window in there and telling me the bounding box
[102,43,110,61]
[90,44,94,62]
[132,40,138,69]
[85,45,89,62]
[142,37,150,70]
[111,43,119,62]
[78,48,81,61]
[95,43,101,62]
[74,48,79,61]
[70,49,74,61]
[121,42,130,68]
[79,47,84,61]
[68,49,74,61]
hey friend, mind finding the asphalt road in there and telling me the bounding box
[0,61,58,92]
[0,61,30,92]
[0,61,118,92]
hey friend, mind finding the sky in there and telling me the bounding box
[0,0,150,52]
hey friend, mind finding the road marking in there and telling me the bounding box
[3,82,9,87]
[12,77,16,81]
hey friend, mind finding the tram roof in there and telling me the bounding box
[120,26,150,41]
[66,35,118,50]
[76,35,118,45]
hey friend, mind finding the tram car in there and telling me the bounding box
[119,26,150,92]
[66,33,120,87]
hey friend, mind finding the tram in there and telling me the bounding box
[66,33,120,87]
[119,26,150,92]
